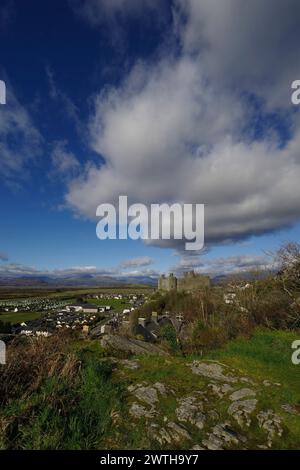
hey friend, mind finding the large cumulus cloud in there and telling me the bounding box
[66,0,300,251]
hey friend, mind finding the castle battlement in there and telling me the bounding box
[158,270,210,292]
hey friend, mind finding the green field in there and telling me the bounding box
[205,328,300,403]
[0,311,44,325]
[0,286,154,301]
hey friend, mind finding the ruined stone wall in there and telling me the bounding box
[177,272,211,292]
[158,274,177,291]
[158,271,210,292]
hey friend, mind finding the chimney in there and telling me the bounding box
[82,325,89,335]
[151,311,158,322]
[138,317,147,328]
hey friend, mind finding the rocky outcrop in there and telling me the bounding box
[176,396,206,430]
[128,382,168,419]
[89,324,103,338]
[120,359,289,450]
[229,388,256,401]
[228,399,258,427]
[257,410,283,447]
[188,361,238,383]
[202,423,242,450]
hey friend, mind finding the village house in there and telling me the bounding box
[135,312,176,342]
[65,303,99,314]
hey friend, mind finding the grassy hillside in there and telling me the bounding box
[1,329,299,450]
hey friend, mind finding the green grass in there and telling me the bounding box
[204,328,300,400]
[116,329,300,449]
[1,328,300,449]
[0,311,45,325]
[0,357,126,450]
[202,328,300,449]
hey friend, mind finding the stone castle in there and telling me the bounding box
[158,271,211,292]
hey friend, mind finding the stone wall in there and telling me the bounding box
[158,271,210,292]
[158,273,177,291]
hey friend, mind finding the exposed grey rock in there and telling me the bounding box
[131,385,159,406]
[257,410,283,447]
[129,402,156,419]
[101,334,168,356]
[153,382,167,395]
[128,381,149,392]
[176,396,206,430]
[202,435,224,450]
[128,381,169,423]
[240,377,256,385]
[189,361,237,383]
[263,380,271,387]
[208,382,234,398]
[149,421,191,446]
[228,399,258,427]
[149,424,172,446]
[229,388,256,401]
[121,359,141,370]
[167,421,192,442]
[263,379,281,388]
[202,422,240,450]
[125,360,287,449]
[208,410,220,421]
[281,404,300,416]
[89,324,103,338]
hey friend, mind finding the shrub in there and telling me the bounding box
[0,320,11,334]
[0,332,78,406]
[160,324,180,353]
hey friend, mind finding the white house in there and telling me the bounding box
[66,304,98,314]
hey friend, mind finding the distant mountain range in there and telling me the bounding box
[0,269,271,289]
[0,273,157,288]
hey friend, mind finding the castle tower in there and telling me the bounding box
[168,273,177,290]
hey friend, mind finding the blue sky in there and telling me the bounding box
[1,0,300,281]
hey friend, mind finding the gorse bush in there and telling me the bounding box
[140,246,300,354]
[0,336,126,450]
[160,324,180,353]
[0,332,79,406]
[0,320,11,334]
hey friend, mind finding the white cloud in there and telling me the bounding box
[0,252,8,262]
[174,0,300,109]
[50,140,80,179]
[71,0,164,27]
[46,66,83,136]
[66,0,300,252]
[171,253,274,277]
[0,261,159,282]
[0,85,42,185]
[121,256,154,268]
